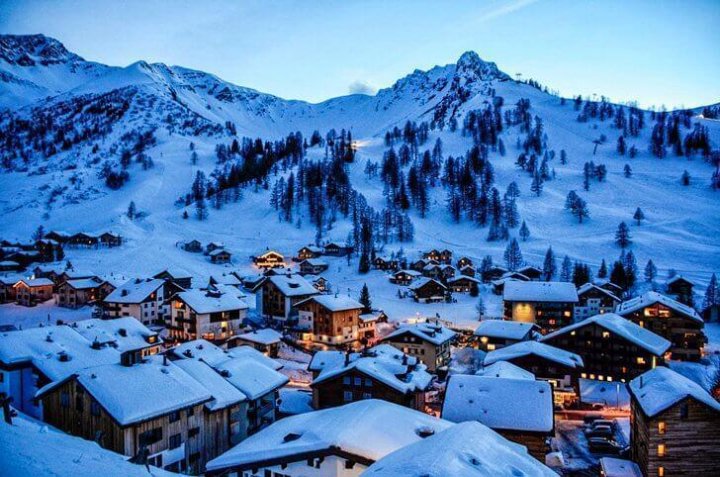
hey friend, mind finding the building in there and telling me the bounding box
[208,272,243,289]
[168,288,248,343]
[616,291,705,361]
[99,232,122,247]
[183,239,203,253]
[295,294,364,346]
[484,340,584,390]
[253,250,285,269]
[456,256,473,269]
[103,278,176,325]
[423,248,452,264]
[323,241,353,256]
[154,268,193,290]
[257,273,319,323]
[474,320,538,352]
[358,312,381,345]
[442,374,554,460]
[67,232,99,248]
[665,276,694,306]
[574,282,621,321]
[491,271,531,295]
[0,274,21,303]
[209,248,232,264]
[541,313,670,383]
[483,265,509,283]
[229,328,283,357]
[373,256,399,271]
[503,281,579,334]
[70,317,163,365]
[629,367,720,477]
[460,264,476,277]
[13,278,54,306]
[380,322,456,372]
[310,344,433,411]
[298,258,329,275]
[389,269,421,285]
[205,400,452,477]
[295,245,323,261]
[446,275,480,293]
[517,265,543,281]
[55,277,115,308]
[362,421,557,477]
[408,277,448,303]
[0,260,21,272]
[206,242,225,254]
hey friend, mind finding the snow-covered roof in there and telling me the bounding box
[442,375,554,433]
[235,328,282,345]
[503,281,578,303]
[382,322,456,346]
[447,275,480,284]
[579,378,630,409]
[629,366,720,417]
[484,341,584,369]
[407,277,446,292]
[172,358,247,411]
[172,339,282,371]
[60,269,96,279]
[16,278,53,287]
[0,260,19,266]
[210,273,242,286]
[360,312,383,323]
[300,258,327,267]
[599,458,642,477]
[64,277,104,290]
[104,278,164,303]
[362,421,558,477]
[666,275,694,286]
[209,248,231,256]
[577,282,621,302]
[393,269,421,277]
[176,289,247,314]
[278,388,313,416]
[0,273,24,285]
[0,325,120,381]
[296,294,364,312]
[0,411,179,477]
[542,313,671,356]
[299,245,323,252]
[476,361,536,381]
[67,355,211,425]
[206,400,453,472]
[70,317,161,352]
[474,320,536,340]
[308,350,357,372]
[616,291,702,323]
[267,274,319,296]
[154,267,192,279]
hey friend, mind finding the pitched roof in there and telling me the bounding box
[154,268,192,279]
[171,339,282,370]
[629,366,720,417]
[361,421,558,477]
[300,258,327,267]
[206,400,453,472]
[296,294,364,312]
[64,278,105,290]
[407,277,447,292]
[474,320,536,340]
[382,322,456,346]
[70,317,161,352]
[16,278,53,287]
[577,282,621,302]
[442,375,554,433]
[541,313,671,356]
[235,328,283,345]
[616,291,703,323]
[666,275,694,286]
[172,359,247,411]
[475,361,536,381]
[484,341,584,369]
[104,278,164,303]
[503,281,578,303]
[175,289,247,314]
[267,274,319,296]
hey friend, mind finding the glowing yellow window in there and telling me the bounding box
[658,467,665,477]
[602,331,610,338]
[637,357,646,365]
[487,344,496,351]
[657,444,665,457]
[658,422,666,434]
[581,373,587,379]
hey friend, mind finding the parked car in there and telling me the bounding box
[585,424,615,438]
[588,437,623,454]
[587,419,615,429]
[582,413,604,424]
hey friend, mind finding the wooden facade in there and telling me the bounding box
[254,250,285,268]
[574,284,620,321]
[295,298,362,346]
[55,279,115,308]
[504,300,575,335]
[14,280,53,306]
[497,430,549,462]
[665,277,694,306]
[409,279,448,303]
[296,246,322,261]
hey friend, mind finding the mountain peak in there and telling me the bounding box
[0,34,84,66]
[455,51,510,81]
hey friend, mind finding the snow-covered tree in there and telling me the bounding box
[615,222,631,248]
[633,207,645,225]
[560,255,573,282]
[597,259,608,279]
[644,259,657,282]
[702,273,718,313]
[542,247,557,281]
[503,239,523,271]
[359,283,372,313]
[519,220,530,241]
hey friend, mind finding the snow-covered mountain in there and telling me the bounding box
[0,33,718,319]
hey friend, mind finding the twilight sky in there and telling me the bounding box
[1,0,718,108]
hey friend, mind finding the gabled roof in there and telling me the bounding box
[104,278,164,303]
[15,278,53,287]
[205,400,452,472]
[175,289,247,314]
[484,341,584,369]
[503,281,578,303]
[267,274,319,297]
[616,291,702,323]
[295,294,363,312]
[235,328,282,345]
[476,361,536,381]
[362,421,558,477]
[299,258,327,267]
[162,358,246,411]
[171,339,282,370]
[154,268,192,279]
[408,277,447,292]
[474,320,536,340]
[64,277,105,290]
[577,282,621,302]
[541,313,671,356]
[71,317,161,352]
[0,273,24,285]
[666,275,694,286]
[447,275,480,284]
[209,248,231,257]
[382,322,456,346]
[629,366,720,417]
[442,375,554,433]
[393,269,421,277]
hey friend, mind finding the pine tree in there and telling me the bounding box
[359,284,372,313]
[633,207,645,225]
[127,201,136,220]
[475,297,486,319]
[610,261,627,290]
[597,259,608,279]
[702,273,718,313]
[519,220,530,241]
[572,262,591,287]
[617,135,626,155]
[358,251,370,274]
[644,259,657,282]
[503,239,523,271]
[542,246,557,281]
[196,198,208,221]
[560,149,567,165]
[530,169,543,196]
[32,225,45,241]
[623,251,638,290]
[182,210,189,219]
[615,221,631,248]
[560,255,573,282]
[623,164,632,178]
[681,170,691,186]
[55,245,65,261]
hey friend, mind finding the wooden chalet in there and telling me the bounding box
[574,282,621,321]
[423,248,452,264]
[99,232,122,247]
[209,248,232,264]
[616,291,706,362]
[182,239,203,253]
[503,281,579,334]
[456,256,473,269]
[446,275,480,293]
[597,280,624,297]
[389,269,421,285]
[295,245,323,261]
[517,265,542,281]
[358,312,381,345]
[14,278,53,306]
[0,274,21,303]
[460,264,476,277]
[408,277,449,303]
[295,294,364,346]
[205,242,225,254]
[483,265,509,283]
[154,268,193,290]
[168,288,248,343]
[103,278,178,325]
[253,250,285,269]
[492,272,530,295]
[541,313,671,383]
[44,231,70,243]
[474,320,537,352]
[373,256,399,271]
[228,328,283,357]
[67,232,99,248]
[410,258,436,272]
[665,276,694,306]
[323,241,353,256]
[55,277,115,308]
[380,322,456,372]
[298,258,329,275]
[258,274,319,322]
[629,367,720,477]
[0,260,21,272]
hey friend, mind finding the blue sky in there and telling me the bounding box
[1,0,718,107]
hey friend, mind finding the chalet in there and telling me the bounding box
[616,291,705,361]
[241,274,265,292]
[423,248,452,264]
[57,269,97,286]
[298,258,329,275]
[389,269,421,285]
[362,421,558,477]
[13,278,53,306]
[460,264,476,277]
[446,275,480,293]
[492,272,530,295]
[67,232,99,248]
[32,264,64,283]
[421,262,443,279]
[208,272,243,289]
[665,275,694,306]
[154,268,193,289]
[99,232,122,247]
[253,249,285,269]
[295,245,323,261]
[70,317,163,365]
[306,274,329,293]
[456,256,473,269]
[408,277,448,303]
[0,260,21,272]
[205,400,452,477]
[183,239,203,253]
[410,258,435,272]
[229,328,283,357]
[38,355,212,473]
[0,274,21,302]
[484,341,584,390]
[474,320,538,352]
[503,281,579,334]
[310,345,433,411]
[323,241,353,256]
[442,374,554,461]
[103,278,174,325]
[257,273,319,322]
[295,294,364,346]
[206,241,225,254]
[168,288,248,343]
[629,367,720,477]
[44,230,70,243]
[373,256,399,271]
[483,265,509,283]
[597,279,624,297]
[55,277,115,308]
[541,313,670,383]
[574,282,621,320]
[517,265,543,281]
[381,322,456,372]
[476,361,537,380]
[171,339,288,436]
[358,312,381,345]
[209,248,232,264]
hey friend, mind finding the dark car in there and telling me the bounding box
[588,437,623,454]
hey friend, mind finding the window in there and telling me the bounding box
[636,357,646,365]
[602,331,610,338]
[354,377,362,386]
[91,401,101,417]
[657,444,665,457]
[60,391,70,408]
[364,378,373,387]
[188,427,200,438]
[342,376,351,385]
[169,410,181,423]
[658,422,666,434]
[169,433,182,450]
[658,466,665,477]
[75,395,84,413]
[187,407,194,417]
[139,428,163,447]
[362,392,372,399]
[343,391,353,402]
[680,403,689,419]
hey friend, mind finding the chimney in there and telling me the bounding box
[91,338,102,350]
[163,354,169,366]
[118,328,127,337]
[344,352,350,367]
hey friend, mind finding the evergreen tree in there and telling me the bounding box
[530,169,543,196]
[54,245,64,261]
[195,198,208,221]
[182,210,189,220]
[560,149,567,165]
[506,181,520,199]
[572,262,591,287]
[542,246,557,281]
[617,135,626,155]
[681,170,691,186]
[32,225,45,242]
[623,251,638,290]
[702,273,718,313]
[623,164,632,178]
[644,259,657,282]
[615,221,631,248]
[519,220,530,241]
[475,297,486,319]
[610,261,628,290]
[633,207,645,225]
[503,238,523,271]
[359,283,372,313]
[560,255,573,282]
[358,251,370,274]
[127,201,136,220]
[597,259,608,279]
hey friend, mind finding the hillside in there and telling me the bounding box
[0,34,718,322]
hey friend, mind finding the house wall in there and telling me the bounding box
[621,304,704,361]
[382,336,450,373]
[295,301,360,345]
[239,455,368,477]
[496,429,549,462]
[312,370,423,411]
[15,283,53,306]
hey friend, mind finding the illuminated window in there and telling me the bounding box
[637,357,646,365]
[487,344,496,351]
[602,331,610,338]
[570,331,576,336]
[658,467,665,477]
[658,422,666,434]
[589,374,596,380]
[657,444,665,457]
[563,311,571,317]
[581,373,587,379]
